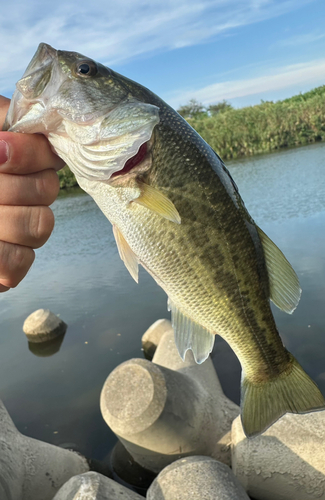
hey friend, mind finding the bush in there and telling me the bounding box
[57,165,78,189]
[188,86,325,159]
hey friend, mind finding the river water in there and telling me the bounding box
[0,141,325,460]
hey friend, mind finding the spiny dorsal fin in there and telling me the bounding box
[168,299,215,364]
[113,225,139,283]
[133,182,181,224]
[257,226,301,314]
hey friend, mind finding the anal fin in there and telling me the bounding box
[133,182,181,224]
[168,299,215,364]
[113,225,139,283]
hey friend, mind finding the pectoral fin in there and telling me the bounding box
[257,226,301,314]
[113,225,139,283]
[133,182,181,224]
[168,299,215,364]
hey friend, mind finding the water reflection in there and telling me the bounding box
[0,141,324,460]
[28,333,66,357]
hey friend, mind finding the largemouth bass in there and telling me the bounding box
[4,43,325,436]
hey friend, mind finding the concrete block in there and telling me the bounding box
[0,399,89,500]
[100,329,239,474]
[23,309,67,343]
[147,455,250,500]
[53,471,143,500]
[232,411,325,500]
[109,440,156,491]
[141,319,173,360]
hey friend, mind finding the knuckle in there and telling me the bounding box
[36,169,60,203]
[29,206,55,247]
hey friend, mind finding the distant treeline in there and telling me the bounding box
[58,85,325,188]
[184,86,325,160]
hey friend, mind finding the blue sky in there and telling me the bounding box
[1,0,325,110]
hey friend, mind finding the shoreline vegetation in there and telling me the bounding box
[58,85,325,189]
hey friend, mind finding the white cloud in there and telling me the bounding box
[0,0,314,93]
[272,32,325,48]
[167,59,325,108]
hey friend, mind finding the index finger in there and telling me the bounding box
[0,131,65,174]
[0,96,10,125]
[0,95,65,174]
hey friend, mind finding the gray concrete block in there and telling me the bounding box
[147,456,250,500]
[141,319,173,360]
[0,399,88,500]
[109,437,157,491]
[53,471,143,500]
[100,329,239,474]
[232,411,325,500]
[23,309,67,342]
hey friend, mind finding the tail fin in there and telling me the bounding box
[241,354,325,437]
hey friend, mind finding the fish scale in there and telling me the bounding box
[4,42,325,436]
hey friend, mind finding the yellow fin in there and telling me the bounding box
[241,354,325,437]
[257,226,301,314]
[133,182,181,224]
[168,299,214,364]
[112,225,139,283]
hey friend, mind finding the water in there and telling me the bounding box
[0,142,325,461]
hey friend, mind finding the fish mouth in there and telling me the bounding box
[16,45,56,100]
[27,43,58,72]
[31,43,57,63]
[3,43,59,133]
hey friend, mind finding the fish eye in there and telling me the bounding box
[76,60,98,77]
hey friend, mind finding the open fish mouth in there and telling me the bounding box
[3,42,160,181]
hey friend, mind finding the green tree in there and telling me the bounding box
[177,99,207,119]
[208,100,233,115]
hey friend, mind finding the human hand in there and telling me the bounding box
[0,96,64,292]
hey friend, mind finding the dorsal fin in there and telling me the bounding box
[168,299,215,364]
[257,226,301,314]
[112,225,139,283]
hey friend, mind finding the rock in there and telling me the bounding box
[23,309,67,343]
[100,329,239,475]
[53,471,143,500]
[141,318,173,360]
[232,411,325,500]
[147,456,250,500]
[0,399,88,500]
